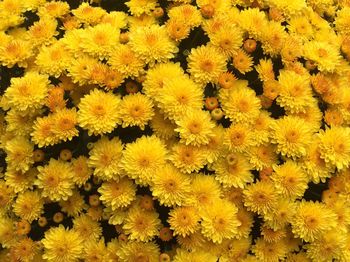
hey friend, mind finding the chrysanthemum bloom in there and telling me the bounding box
[108,44,144,78]
[35,158,75,201]
[35,41,71,77]
[232,49,254,74]
[291,200,337,242]
[224,123,255,153]
[13,190,44,223]
[82,239,109,261]
[243,181,278,215]
[123,207,161,242]
[303,41,342,72]
[0,38,33,68]
[255,58,275,82]
[201,200,240,243]
[59,190,87,217]
[151,164,192,207]
[4,168,37,194]
[52,108,79,142]
[222,237,251,261]
[264,199,297,230]
[80,24,120,59]
[169,143,207,174]
[157,75,203,120]
[173,248,217,262]
[31,115,60,147]
[306,230,346,262]
[72,2,106,25]
[209,25,243,58]
[247,143,278,171]
[271,161,309,200]
[121,136,168,186]
[276,70,314,114]
[260,21,287,56]
[175,109,215,146]
[77,89,122,136]
[213,153,253,189]
[119,93,154,130]
[150,110,177,140]
[66,53,96,86]
[317,126,350,170]
[203,125,225,164]
[166,18,191,42]
[4,72,49,112]
[261,224,287,243]
[4,136,34,173]
[219,80,261,124]
[88,136,123,181]
[117,241,160,262]
[42,225,83,262]
[5,109,38,137]
[71,156,92,186]
[234,208,254,239]
[270,116,313,159]
[37,1,70,18]
[168,4,202,28]
[98,178,136,211]
[142,62,184,99]
[190,174,222,209]
[0,180,15,210]
[73,214,102,241]
[168,206,200,237]
[129,24,178,65]
[125,0,158,16]
[0,216,16,248]
[187,44,227,84]
[251,237,287,262]
[9,237,40,262]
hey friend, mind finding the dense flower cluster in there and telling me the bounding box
[1,0,350,261]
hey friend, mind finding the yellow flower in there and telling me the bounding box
[73,214,102,241]
[232,49,254,74]
[251,237,287,262]
[77,89,122,136]
[13,190,44,223]
[255,58,275,82]
[125,0,158,17]
[52,108,79,142]
[4,136,34,173]
[213,153,253,189]
[42,225,83,262]
[108,44,144,78]
[82,239,109,262]
[303,41,342,72]
[158,75,203,120]
[291,200,337,242]
[80,24,120,59]
[35,41,71,77]
[121,135,168,186]
[71,156,92,187]
[4,168,37,194]
[35,158,75,201]
[37,1,70,18]
[271,161,309,200]
[88,136,123,180]
[72,3,106,25]
[26,17,58,47]
[317,126,350,170]
[10,237,39,262]
[31,115,60,148]
[224,123,255,153]
[175,109,215,146]
[187,44,227,84]
[209,25,243,58]
[247,144,278,171]
[4,72,49,112]
[123,207,161,242]
[0,38,33,68]
[170,143,207,174]
[219,80,261,124]
[143,62,184,99]
[151,164,192,207]
[173,248,218,262]
[149,110,177,140]
[169,206,200,237]
[201,200,240,243]
[276,70,314,114]
[5,109,38,137]
[264,199,297,230]
[267,0,307,17]
[98,178,136,210]
[117,241,160,262]
[235,209,254,239]
[59,190,86,217]
[129,24,178,65]
[306,230,346,262]
[243,181,278,215]
[119,93,154,130]
[168,4,202,28]
[190,174,222,209]
[270,116,313,159]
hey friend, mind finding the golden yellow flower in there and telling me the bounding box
[125,0,158,17]
[4,136,34,173]
[88,136,123,180]
[35,158,75,201]
[187,44,227,84]
[42,225,83,262]
[73,214,102,241]
[117,241,160,262]
[77,89,122,136]
[119,93,154,130]
[169,206,200,237]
